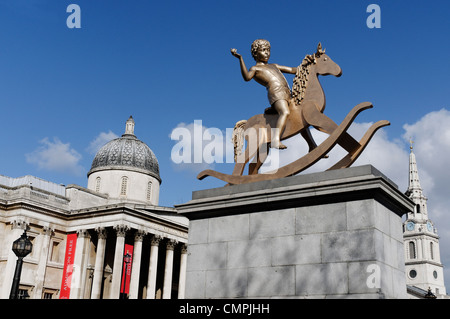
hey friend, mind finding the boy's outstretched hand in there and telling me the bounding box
[230,48,241,58]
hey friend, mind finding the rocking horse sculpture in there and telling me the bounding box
[197,41,390,185]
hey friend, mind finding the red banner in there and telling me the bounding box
[59,233,77,299]
[120,244,133,294]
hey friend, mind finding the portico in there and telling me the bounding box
[65,204,188,299]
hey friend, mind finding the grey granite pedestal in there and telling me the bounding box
[176,165,414,299]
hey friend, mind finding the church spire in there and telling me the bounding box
[405,140,428,218]
[406,140,422,195]
[403,140,446,296]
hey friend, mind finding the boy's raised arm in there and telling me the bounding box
[231,48,255,82]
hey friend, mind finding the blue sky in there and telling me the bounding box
[1,0,450,290]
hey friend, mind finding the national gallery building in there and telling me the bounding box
[0,117,188,299]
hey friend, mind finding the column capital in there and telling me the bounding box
[113,224,130,237]
[42,226,54,237]
[76,229,90,238]
[134,230,146,242]
[95,227,108,239]
[150,235,163,246]
[166,239,178,251]
[11,219,29,230]
[180,243,188,254]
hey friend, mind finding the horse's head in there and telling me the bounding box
[310,43,342,77]
[293,44,342,106]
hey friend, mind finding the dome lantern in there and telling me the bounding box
[124,116,135,137]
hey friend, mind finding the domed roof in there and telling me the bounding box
[88,117,161,182]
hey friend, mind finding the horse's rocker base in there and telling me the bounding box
[197,103,390,185]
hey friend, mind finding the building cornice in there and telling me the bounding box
[403,232,439,240]
[405,260,443,268]
[1,198,188,240]
[87,165,162,184]
[177,165,414,220]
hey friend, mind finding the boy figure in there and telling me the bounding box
[231,39,297,149]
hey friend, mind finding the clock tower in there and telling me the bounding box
[403,142,446,296]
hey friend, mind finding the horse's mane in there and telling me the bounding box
[291,44,324,106]
[291,54,315,106]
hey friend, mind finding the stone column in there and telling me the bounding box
[146,235,161,299]
[178,244,188,299]
[70,229,90,299]
[109,225,129,299]
[128,230,145,299]
[33,226,54,299]
[0,220,29,299]
[91,227,107,299]
[162,239,177,299]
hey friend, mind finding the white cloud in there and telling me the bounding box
[260,122,409,190]
[172,111,450,289]
[87,130,119,155]
[170,121,234,173]
[402,109,450,198]
[26,137,84,176]
[262,111,450,290]
[350,123,409,190]
[401,109,450,218]
[197,110,450,289]
[400,109,450,288]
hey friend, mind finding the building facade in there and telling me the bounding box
[403,144,447,298]
[0,117,188,299]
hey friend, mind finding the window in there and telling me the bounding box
[416,204,421,214]
[43,292,53,299]
[120,176,128,196]
[42,289,57,299]
[95,177,101,192]
[147,181,152,201]
[409,241,416,259]
[430,242,434,260]
[50,241,61,262]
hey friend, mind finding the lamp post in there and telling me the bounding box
[9,230,33,299]
[121,252,132,299]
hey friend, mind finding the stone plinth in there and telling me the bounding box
[177,165,414,299]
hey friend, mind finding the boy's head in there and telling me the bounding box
[251,39,271,61]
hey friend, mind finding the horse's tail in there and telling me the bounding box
[232,120,247,162]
